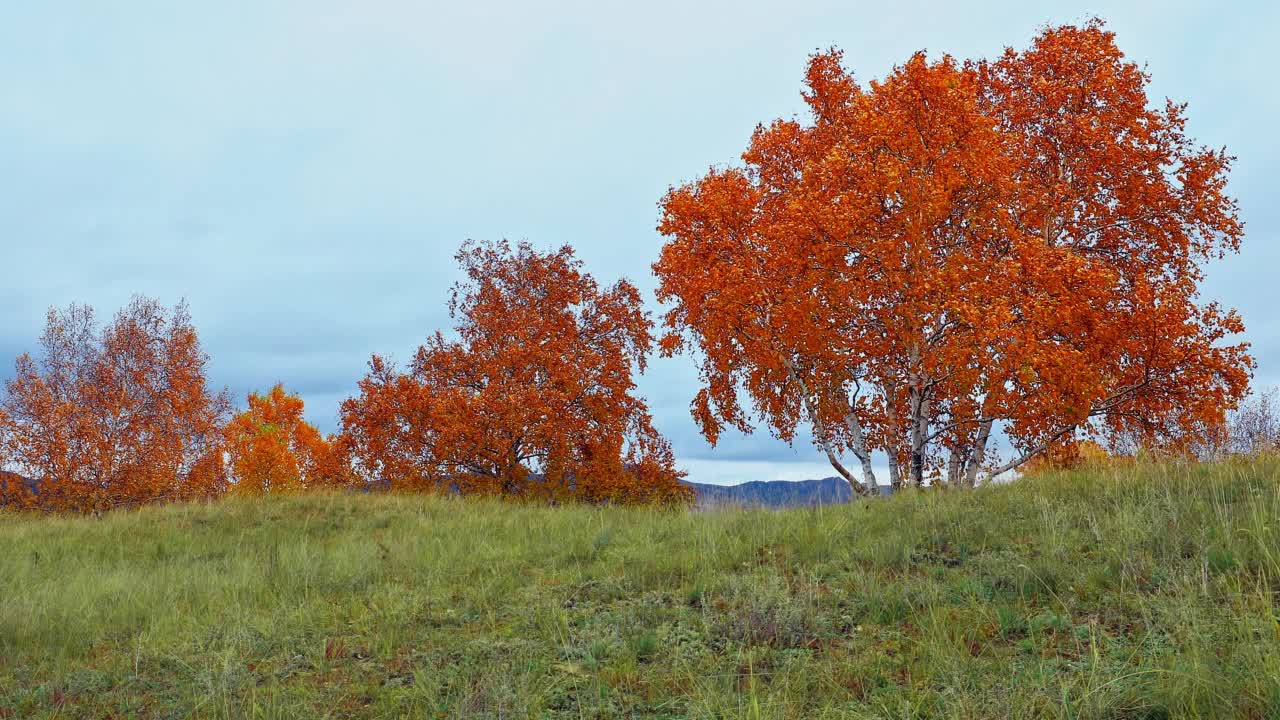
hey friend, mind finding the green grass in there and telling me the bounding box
[3,460,1280,718]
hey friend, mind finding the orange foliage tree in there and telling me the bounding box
[341,240,691,504]
[653,20,1251,492]
[0,297,231,512]
[224,383,349,494]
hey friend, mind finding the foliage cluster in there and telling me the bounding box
[654,20,1251,492]
[0,242,689,512]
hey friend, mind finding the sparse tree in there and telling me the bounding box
[0,297,231,512]
[1227,388,1279,455]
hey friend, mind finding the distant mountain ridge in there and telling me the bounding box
[3,470,884,508]
[682,477,890,508]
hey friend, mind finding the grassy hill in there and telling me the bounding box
[2,461,1279,719]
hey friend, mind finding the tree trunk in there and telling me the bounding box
[783,359,870,495]
[841,410,879,490]
[945,446,962,486]
[820,444,869,496]
[884,386,903,490]
[908,386,929,487]
[964,418,993,488]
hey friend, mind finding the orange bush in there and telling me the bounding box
[224,384,351,494]
[1018,440,1125,476]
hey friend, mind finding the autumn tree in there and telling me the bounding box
[224,383,350,494]
[654,20,1251,492]
[0,297,231,512]
[341,240,691,504]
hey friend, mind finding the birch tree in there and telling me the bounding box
[653,21,1251,491]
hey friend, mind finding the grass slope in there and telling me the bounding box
[3,461,1280,719]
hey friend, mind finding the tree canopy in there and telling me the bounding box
[224,383,350,494]
[0,297,231,512]
[653,20,1251,491]
[341,240,691,504]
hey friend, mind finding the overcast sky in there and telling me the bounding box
[2,1,1275,485]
